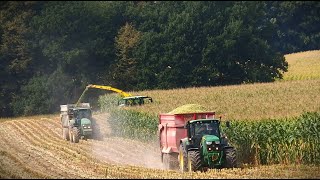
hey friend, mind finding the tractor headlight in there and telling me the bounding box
[206,141,212,145]
[215,141,220,144]
[82,125,91,129]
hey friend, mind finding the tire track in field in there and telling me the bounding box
[12,120,109,178]
[30,115,132,166]
[0,150,33,179]
[0,124,54,178]
[28,118,128,165]
[90,113,164,169]
[15,118,118,178]
[4,122,77,178]
[29,118,128,166]
[90,114,153,165]
[39,117,62,137]
[7,121,97,178]
[0,112,163,178]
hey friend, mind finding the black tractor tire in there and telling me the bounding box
[223,147,237,168]
[72,127,80,143]
[187,150,202,172]
[62,127,69,141]
[163,153,178,170]
[178,144,188,172]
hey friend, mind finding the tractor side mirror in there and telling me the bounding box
[183,123,188,129]
[226,121,230,128]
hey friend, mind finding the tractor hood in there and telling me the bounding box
[202,135,220,143]
[80,118,91,125]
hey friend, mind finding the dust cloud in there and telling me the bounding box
[89,112,165,170]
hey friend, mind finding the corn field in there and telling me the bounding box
[223,112,320,166]
[98,96,320,167]
[281,50,320,81]
[115,79,320,121]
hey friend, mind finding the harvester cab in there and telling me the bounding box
[76,84,153,107]
[118,96,153,106]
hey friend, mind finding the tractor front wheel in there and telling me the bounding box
[187,151,202,172]
[223,147,237,168]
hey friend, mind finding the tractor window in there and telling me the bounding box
[194,122,219,137]
[189,124,195,138]
[207,123,219,137]
[195,123,207,136]
[76,109,91,119]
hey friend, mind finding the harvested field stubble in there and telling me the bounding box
[1,114,319,178]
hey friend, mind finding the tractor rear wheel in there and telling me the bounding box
[62,127,69,141]
[178,144,188,172]
[223,147,237,168]
[72,127,80,143]
[187,150,202,172]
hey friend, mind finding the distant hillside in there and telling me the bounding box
[121,50,320,121]
[282,50,320,81]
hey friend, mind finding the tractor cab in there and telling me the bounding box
[118,96,153,106]
[186,119,222,149]
[73,108,92,119]
[68,108,91,124]
[182,119,233,170]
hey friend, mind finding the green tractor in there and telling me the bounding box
[178,119,237,172]
[60,103,93,143]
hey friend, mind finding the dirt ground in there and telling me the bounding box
[1,112,319,179]
[0,112,163,178]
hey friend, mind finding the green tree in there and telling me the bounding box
[130,1,287,88]
[10,1,127,116]
[111,22,142,91]
[267,1,320,54]
[203,1,288,84]
[0,1,44,117]
[12,68,74,115]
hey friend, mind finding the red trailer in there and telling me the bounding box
[158,112,215,169]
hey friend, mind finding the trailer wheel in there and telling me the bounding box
[223,147,237,168]
[187,150,202,172]
[62,127,69,141]
[179,144,188,172]
[72,127,80,143]
[69,127,74,143]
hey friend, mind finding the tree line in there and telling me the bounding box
[0,1,319,117]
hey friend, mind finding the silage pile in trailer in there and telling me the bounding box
[168,104,209,114]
